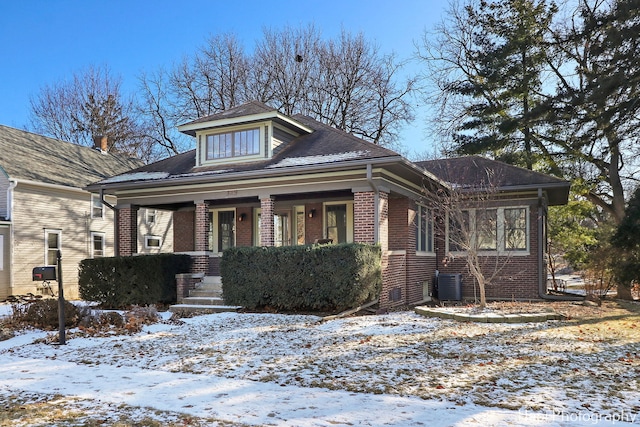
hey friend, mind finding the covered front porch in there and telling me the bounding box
[114,186,433,310]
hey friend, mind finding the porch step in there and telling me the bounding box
[172,275,239,312]
[169,304,241,314]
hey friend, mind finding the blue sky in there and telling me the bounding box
[0,1,449,156]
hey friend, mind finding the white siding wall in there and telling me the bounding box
[137,208,174,254]
[11,183,118,299]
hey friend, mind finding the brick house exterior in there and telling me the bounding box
[87,102,570,309]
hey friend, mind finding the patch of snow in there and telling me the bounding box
[100,171,170,184]
[268,151,369,168]
[0,307,638,426]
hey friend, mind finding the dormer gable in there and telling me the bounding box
[177,101,314,167]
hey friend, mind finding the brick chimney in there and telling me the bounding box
[93,135,108,152]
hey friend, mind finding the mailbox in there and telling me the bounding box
[32,266,57,281]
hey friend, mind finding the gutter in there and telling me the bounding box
[86,155,405,194]
[537,187,583,301]
[366,163,379,244]
[6,180,17,220]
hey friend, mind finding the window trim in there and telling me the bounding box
[144,235,162,249]
[446,206,530,256]
[145,209,157,225]
[44,229,62,266]
[91,194,104,219]
[90,231,106,258]
[415,205,435,255]
[204,125,263,161]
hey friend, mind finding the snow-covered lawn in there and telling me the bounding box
[0,301,639,426]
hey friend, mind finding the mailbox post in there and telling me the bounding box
[56,250,66,345]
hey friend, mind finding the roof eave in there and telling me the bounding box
[86,155,405,193]
[177,111,314,136]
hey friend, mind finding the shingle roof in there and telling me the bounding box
[416,155,570,204]
[180,101,276,127]
[0,125,143,188]
[96,114,401,185]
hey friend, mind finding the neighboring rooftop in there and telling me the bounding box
[0,125,143,188]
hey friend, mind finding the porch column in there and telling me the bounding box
[260,195,275,247]
[354,190,389,251]
[193,200,209,275]
[194,201,209,252]
[116,204,138,256]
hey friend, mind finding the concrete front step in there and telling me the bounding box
[169,304,241,314]
[182,296,226,305]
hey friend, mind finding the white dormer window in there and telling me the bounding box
[206,128,260,160]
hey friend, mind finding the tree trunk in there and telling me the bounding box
[616,283,634,301]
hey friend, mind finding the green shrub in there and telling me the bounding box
[78,254,192,309]
[221,243,381,312]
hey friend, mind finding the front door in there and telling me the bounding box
[209,209,235,253]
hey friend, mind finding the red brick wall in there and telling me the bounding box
[236,207,253,247]
[436,204,541,301]
[173,210,195,252]
[117,205,138,256]
[305,202,323,243]
[354,191,376,244]
[194,202,208,252]
[260,197,274,246]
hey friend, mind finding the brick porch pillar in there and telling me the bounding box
[260,195,274,246]
[193,200,209,274]
[116,204,138,256]
[354,190,389,250]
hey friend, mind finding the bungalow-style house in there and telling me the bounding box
[86,101,570,308]
[0,125,172,300]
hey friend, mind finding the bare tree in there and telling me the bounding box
[423,167,519,309]
[29,64,145,156]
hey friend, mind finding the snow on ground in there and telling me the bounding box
[0,303,639,426]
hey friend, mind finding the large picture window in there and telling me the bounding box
[447,207,529,254]
[206,128,260,160]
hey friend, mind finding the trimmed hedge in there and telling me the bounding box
[78,254,192,309]
[221,243,382,312]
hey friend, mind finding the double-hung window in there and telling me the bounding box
[91,194,103,219]
[206,128,260,160]
[415,205,434,253]
[91,232,105,258]
[45,229,61,266]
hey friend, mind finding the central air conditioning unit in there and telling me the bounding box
[437,273,462,301]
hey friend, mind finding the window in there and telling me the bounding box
[505,208,527,251]
[45,229,61,266]
[206,128,260,159]
[447,207,529,253]
[476,209,497,250]
[145,235,162,249]
[91,194,103,219]
[415,205,434,252]
[448,210,470,252]
[145,209,157,225]
[91,232,105,258]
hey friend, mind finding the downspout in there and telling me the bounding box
[537,188,583,301]
[366,163,379,244]
[99,188,119,256]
